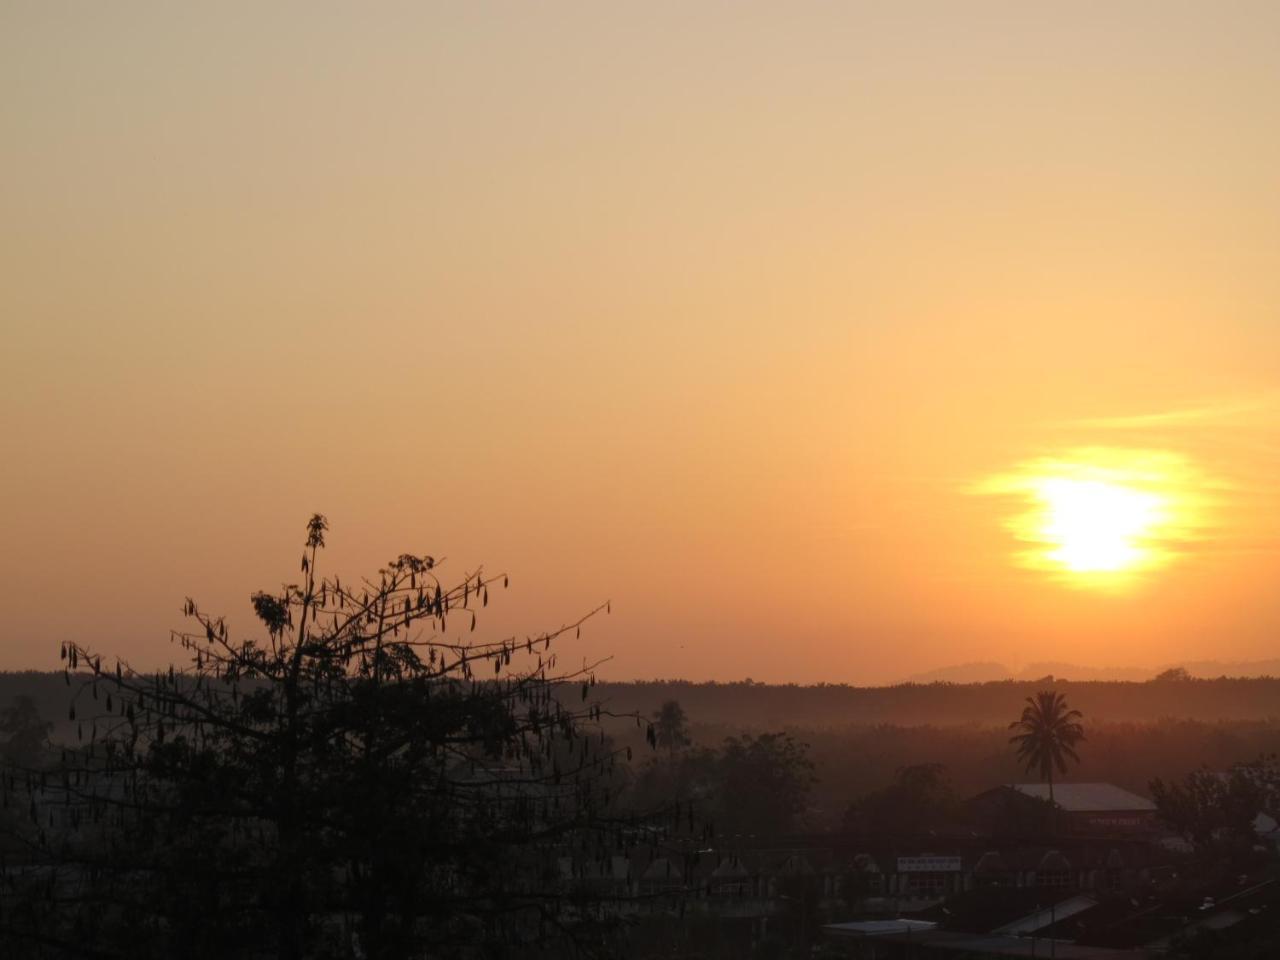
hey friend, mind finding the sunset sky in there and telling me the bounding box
[3,2,1279,683]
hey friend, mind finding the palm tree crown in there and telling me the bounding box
[1008,690,1085,804]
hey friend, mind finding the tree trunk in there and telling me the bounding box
[1048,769,1056,837]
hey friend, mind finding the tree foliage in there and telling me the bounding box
[0,515,681,959]
[0,696,51,769]
[843,763,958,837]
[630,731,815,838]
[1009,689,1085,801]
[714,732,815,836]
[1150,762,1271,860]
[650,701,690,757]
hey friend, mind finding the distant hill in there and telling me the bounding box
[1171,659,1280,679]
[1012,662,1153,682]
[902,662,1011,684]
[902,659,1280,685]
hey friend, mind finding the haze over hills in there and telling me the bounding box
[902,659,1280,685]
[11,669,1280,740]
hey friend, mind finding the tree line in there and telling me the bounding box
[593,674,1280,727]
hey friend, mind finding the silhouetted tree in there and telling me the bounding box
[0,696,51,768]
[1150,763,1269,860]
[650,700,690,758]
[1009,690,1085,816]
[0,515,683,959]
[715,732,815,836]
[629,731,814,838]
[844,763,957,837]
[0,697,53,858]
[627,745,716,819]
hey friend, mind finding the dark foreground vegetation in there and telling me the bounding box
[0,517,696,959]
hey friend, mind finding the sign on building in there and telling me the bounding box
[897,856,962,873]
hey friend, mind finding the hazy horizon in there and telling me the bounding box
[4,3,1280,683]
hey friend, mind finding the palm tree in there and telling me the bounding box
[1009,690,1085,814]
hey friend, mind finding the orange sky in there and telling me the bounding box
[3,3,1279,683]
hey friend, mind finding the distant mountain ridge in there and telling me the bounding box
[902,659,1280,685]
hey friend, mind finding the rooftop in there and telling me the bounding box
[824,920,938,937]
[1010,783,1155,813]
[823,925,1143,959]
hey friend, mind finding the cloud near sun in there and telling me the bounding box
[974,448,1214,588]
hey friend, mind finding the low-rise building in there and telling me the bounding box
[968,783,1159,837]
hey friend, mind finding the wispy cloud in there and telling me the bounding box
[1062,391,1280,431]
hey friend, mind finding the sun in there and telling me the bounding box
[975,448,1209,588]
[1031,476,1165,573]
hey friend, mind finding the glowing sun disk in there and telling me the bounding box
[975,447,1210,589]
[1033,477,1165,573]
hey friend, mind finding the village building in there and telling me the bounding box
[967,783,1159,837]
